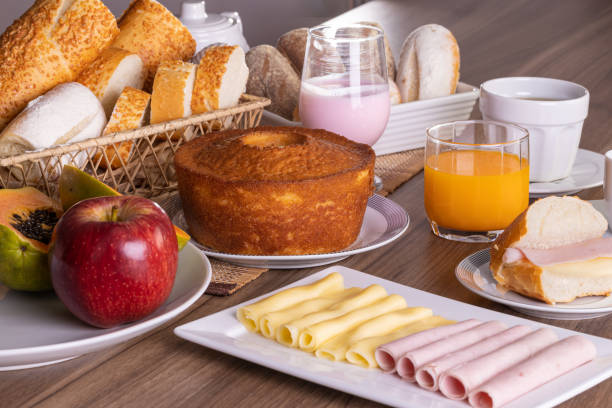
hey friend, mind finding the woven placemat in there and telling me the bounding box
[154,148,424,296]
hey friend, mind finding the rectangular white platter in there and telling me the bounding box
[174,266,612,408]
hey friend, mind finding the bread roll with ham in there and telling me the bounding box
[396,24,460,102]
[78,48,145,117]
[490,196,612,304]
[113,0,196,90]
[191,45,249,114]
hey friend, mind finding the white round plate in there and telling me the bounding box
[529,149,604,197]
[455,249,612,320]
[173,194,410,269]
[0,243,211,371]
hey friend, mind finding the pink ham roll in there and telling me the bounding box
[397,321,507,382]
[468,336,596,408]
[375,319,482,373]
[439,328,558,400]
[415,325,533,391]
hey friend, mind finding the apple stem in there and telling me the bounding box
[110,206,119,222]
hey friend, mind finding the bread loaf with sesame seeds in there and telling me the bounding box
[112,0,196,91]
[77,47,145,118]
[191,45,249,114]
[0,0,118,131]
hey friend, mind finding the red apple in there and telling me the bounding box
[50,196,178,328]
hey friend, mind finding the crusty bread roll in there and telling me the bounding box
[276,28,308,74]
[150,61,197,126]
[389,79,401,105]
[396,24,460,102]
[192,45,249,114]
[113,0,196,90]
[96,87,151,169]
[0,0,118,130]
[246,45,301,120]
[77,48,145,118]
[357,21,396,80]
[490,196,612,304]
[0,82,106,157]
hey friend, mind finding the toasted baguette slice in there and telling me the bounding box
[150,61,197,126]
[191,45,249,114]
[96,87,151,169]
[490,196,611,304]
[77,48,145,118]
[113,0,196,90]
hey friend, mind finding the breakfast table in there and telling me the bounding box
[3,0,612,407]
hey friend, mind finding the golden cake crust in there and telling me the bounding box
[175,126,375,255]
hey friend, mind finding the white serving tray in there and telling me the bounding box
[174,266,612,408]
[261,82,479,156]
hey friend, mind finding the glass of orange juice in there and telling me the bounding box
[425,120,529,242]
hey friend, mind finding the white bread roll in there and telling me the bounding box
[490,196,612,304]
[97,87,151,169]
[191,45,248,113]
[396,24,460,102]
[0,82,106,157]
[0,0,118,130]
[113,0,196,90]
[77,48,145,118]
[389,79,401,105]
[357,21,396,80]
[150,61,197,125]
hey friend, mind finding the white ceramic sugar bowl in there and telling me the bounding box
[179,1,249,52]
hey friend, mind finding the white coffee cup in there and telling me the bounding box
[480,77,589,182]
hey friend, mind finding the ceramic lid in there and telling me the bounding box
[179,1,239,34]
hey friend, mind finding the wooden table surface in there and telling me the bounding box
[3,0,612,407]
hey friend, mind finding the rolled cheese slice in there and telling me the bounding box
[277,284,387,347]
[468,335,596,408]
[439,328,558,400]
[315,307,433,362]
[236,272,344,333]
[299,294,407,352]
[77,47,145,117]
[258,287,360,339]
[375,319,482,373]
[191,45,249,113]
[96,87,151,169]
[346,316,455,369]
[397,321,508,381]
[416,325,533,391]
[150,61,197,126]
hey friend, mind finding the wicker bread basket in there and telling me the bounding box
[0,94,270,199]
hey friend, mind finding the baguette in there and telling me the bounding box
[0,0,118,130]
[113,0,196,90]
[490,196,612,304]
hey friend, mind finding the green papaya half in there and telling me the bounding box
[0,187,62,291]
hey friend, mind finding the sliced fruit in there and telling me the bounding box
[59,165,190,250]
[0,187,62,291]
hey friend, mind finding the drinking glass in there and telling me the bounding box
[300,24,390,167]
[424,120,529,242]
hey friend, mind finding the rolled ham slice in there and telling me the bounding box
[439,328,558,400]
[375,319,481,373]
[397,321,507,381]
[415,325,533,391]
[503,237,612,266]
[468,336,596,408]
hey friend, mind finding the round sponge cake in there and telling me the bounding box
[174,126,375,255]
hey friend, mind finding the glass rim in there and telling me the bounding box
[426,120,529,148]
[308,24,384,43]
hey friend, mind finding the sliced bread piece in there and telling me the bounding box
[150,60,197,126]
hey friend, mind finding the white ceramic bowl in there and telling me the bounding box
[261,82,479,156]
[480,77,589,182]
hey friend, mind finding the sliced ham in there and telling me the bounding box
[397,321,507,382]
[438,328,558,400]
[503,237,612,266]
[415,325,533,391]
[468,336,596,408]
[375,319,481,373]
